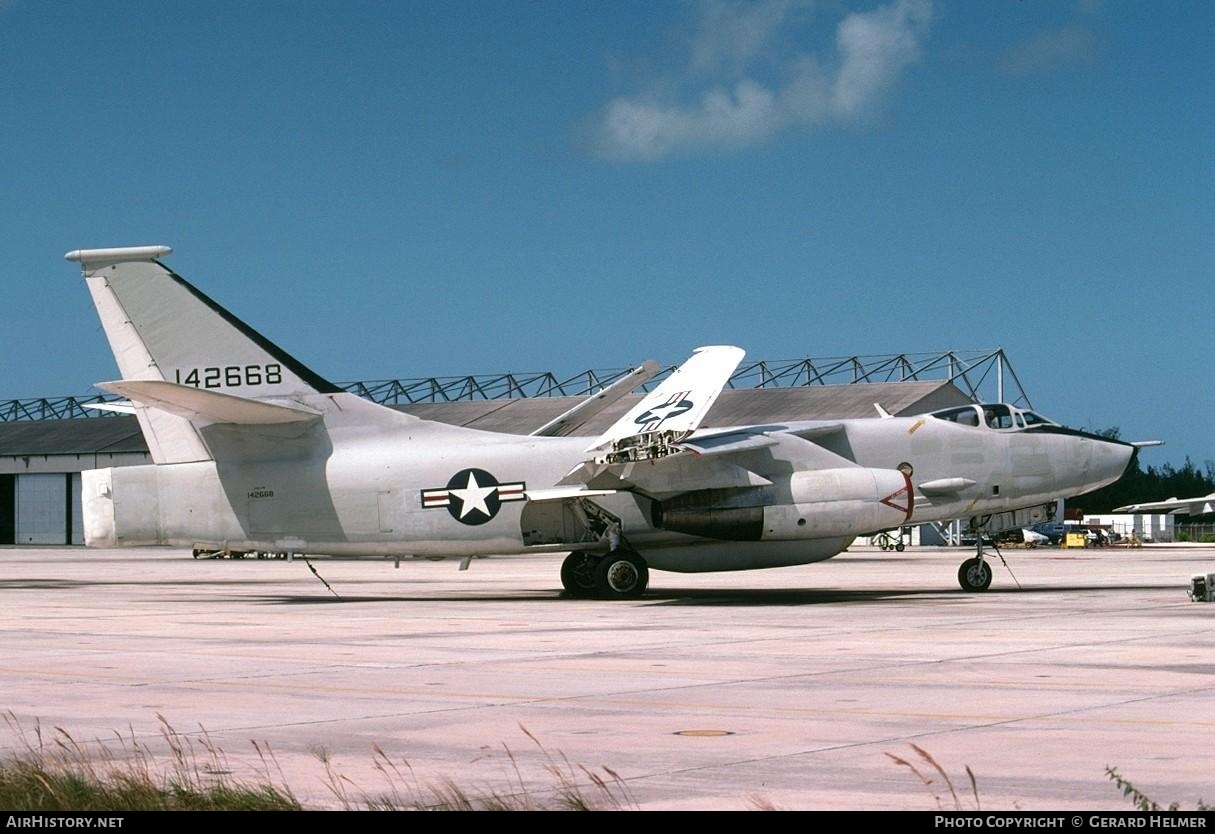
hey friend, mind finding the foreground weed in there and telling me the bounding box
[886,743,980,811]
[4,714,636,811]
[325,723,636,811]
[0,712,299,811]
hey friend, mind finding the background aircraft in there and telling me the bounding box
[1115,494,1215,515]
[66,246,1136,597]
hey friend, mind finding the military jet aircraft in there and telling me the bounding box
[1115,494,1215,515]
[65,246,1136,598]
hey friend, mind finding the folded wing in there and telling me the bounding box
[584,345,745,454]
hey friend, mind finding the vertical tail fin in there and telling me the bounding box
[67,245,341,463]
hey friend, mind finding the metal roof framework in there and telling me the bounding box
[1,348,1031,421]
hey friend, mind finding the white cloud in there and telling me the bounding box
[689,0,809,74]
[833,0,932,119]
[597,81,781,163]
[590,0,932,162]
[1000,25,1097,77]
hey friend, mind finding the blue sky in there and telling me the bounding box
[2,1,1212,468]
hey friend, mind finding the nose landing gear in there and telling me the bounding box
[957,533,1019,592]
[957,555,993,591]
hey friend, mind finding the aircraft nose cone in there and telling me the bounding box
[1092,437,1136,487]
[1048,427,1137,496]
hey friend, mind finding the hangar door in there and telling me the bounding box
[15,473,79,545]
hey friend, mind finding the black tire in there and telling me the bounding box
[593,550,649,599]
[895,542,905,552]
[560,551,598,597]
[957,557,993,592]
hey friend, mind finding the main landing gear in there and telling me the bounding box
[560,549,649,600]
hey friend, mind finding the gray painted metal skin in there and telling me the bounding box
[67,247,1135,594]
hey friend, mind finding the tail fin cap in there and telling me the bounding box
[65,246,172,269]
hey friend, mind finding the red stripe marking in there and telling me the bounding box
[878,472,915,523]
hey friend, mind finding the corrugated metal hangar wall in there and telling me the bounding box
[0,418,150,545]
[1,472,82,545]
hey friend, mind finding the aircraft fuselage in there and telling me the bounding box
[83,394,1132,573]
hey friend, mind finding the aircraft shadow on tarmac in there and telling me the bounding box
[641,583,1183,606]
[0,578,300,591]
[233,582,1179,608]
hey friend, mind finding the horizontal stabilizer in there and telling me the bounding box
[585,345,745,452]
[96,380,322,425]
[82,401,136,415]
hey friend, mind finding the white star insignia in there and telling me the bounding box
[644,401,688,421]
[448,470,496,519]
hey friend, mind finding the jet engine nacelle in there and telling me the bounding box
[654,467,911,542]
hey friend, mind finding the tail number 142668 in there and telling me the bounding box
[175,364,283,388]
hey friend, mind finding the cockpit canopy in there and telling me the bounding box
[930,403,1059,431]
